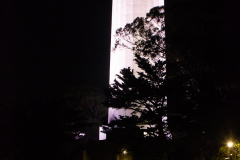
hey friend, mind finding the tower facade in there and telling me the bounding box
[108,0,164,123]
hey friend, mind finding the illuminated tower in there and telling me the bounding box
[108,0,164,123]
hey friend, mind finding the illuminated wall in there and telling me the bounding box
[108,0,164,124]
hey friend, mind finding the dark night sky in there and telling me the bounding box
[1,0,240,103]
[1,1,112,101]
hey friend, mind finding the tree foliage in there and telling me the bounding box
[62,86,107,141]
[106,6,171,140]
[164,3,240,159]
[213,141,240,160]
[114,6,165,60]
[106,2,240,159]
[63,86,107,124]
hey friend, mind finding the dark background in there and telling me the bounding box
[1,0,240,159]
[1,0,112,102]
[1,0,239,103]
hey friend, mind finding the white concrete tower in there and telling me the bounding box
[108,0,164,124]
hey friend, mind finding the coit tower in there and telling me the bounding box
[108,0,164,124]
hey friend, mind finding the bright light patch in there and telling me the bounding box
[123,150,127,155]
[107,0,170,140]
[99,126,106,140]
[227,142,233,148]
[109,0,165,123]
[72,131,85,140]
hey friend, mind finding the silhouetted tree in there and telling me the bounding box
[105,7,171,160]
[165,1,240,159]
[62,86,107,141]
[106,2,240,159]
[63,86,107,124]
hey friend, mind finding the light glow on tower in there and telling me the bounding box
[100,0,165,140]
[109,0,164,124]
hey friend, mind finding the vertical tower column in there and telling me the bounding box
[108,0,164,124]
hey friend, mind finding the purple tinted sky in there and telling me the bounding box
[1,1,112,101]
